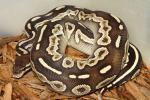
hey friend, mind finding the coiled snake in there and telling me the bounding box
[13,5,143,97]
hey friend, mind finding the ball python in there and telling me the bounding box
[13,5,143,97]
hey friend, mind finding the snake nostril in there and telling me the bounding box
[65,45,89,60]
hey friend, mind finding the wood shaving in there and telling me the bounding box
[2,83,12,100]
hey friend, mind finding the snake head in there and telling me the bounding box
[13,54,31,78]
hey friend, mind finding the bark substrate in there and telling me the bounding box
[0,34,150,100]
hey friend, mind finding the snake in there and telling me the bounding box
[13,5,143,97]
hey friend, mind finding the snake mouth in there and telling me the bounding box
[65,45,89,60]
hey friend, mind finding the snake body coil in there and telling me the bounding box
[13,5,143,97]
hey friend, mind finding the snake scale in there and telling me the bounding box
[13,5,143,97]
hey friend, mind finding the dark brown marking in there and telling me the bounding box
[98,50,105,58]
[54,55,60,59]
[68,25,73,30]
[89,60,95,64]
[79,62,84,66]
[77,87,86,92]
[66,60,72,65]
[51,37,56,43]
[49,46,54,51]
[103,26,109,31]
[102,37,108,43]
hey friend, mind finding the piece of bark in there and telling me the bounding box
[0,34,26,47]
[125,81,149,100]
[2,83,12,100]
[139,86,150,99]
[13,82,40,100]
[40,90,50,100]
[8,42,17,50]
[2,45,7,63]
